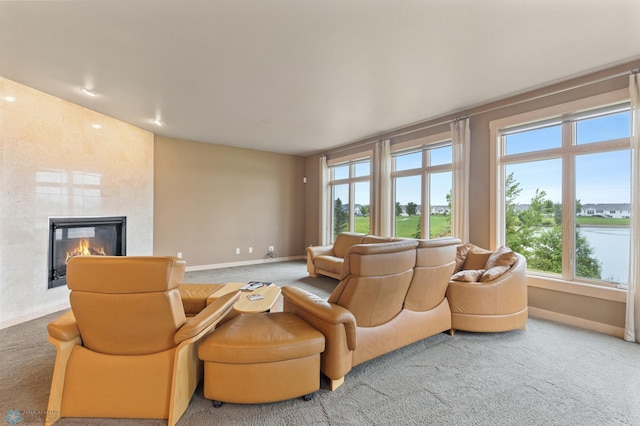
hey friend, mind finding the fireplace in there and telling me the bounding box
[48,216,126,289]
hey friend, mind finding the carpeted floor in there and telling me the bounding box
[1,260,639,425]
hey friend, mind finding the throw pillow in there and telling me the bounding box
[480,265,510,282]
[455,243,473,273]
[463,245,493,270]
[451,269,485,282]
[485,246,517,269]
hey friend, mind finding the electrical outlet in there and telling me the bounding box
[268,245,274,252]
[235,248,240,254]
[177,252,182,259]
[249,247,253,254]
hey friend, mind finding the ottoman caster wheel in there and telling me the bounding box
[212,400,223,408]
[303,393,313,401]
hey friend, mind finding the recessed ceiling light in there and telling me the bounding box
[153,119,164,126]
[3,95,16,102]
[81,88,100,97]
[92,123,102,129]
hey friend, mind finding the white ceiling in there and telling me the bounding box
[1,1,640,156]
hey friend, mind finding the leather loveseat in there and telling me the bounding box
[306,232,393,279]
[284,237,461,390]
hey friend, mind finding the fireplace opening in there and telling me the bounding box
[48,216,126,289]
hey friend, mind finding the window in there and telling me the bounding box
[492,92,631,288]
[328,158,370,240]
[392,137,453,239]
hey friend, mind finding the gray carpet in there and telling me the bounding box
[1,260,639,425]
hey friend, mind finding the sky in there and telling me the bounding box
[336,108,631,208]
[505,110,631,205]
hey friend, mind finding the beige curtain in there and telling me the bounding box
[319,155,330,245]
[451,118,470,243]
[625,73,640,343]
[372,139,392,237]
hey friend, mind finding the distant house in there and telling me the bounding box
[430,205,450,215]
[578,203,630,219]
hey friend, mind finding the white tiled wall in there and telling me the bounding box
[0,77,154,327]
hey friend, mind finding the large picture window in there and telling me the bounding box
[391,137,453,239]
[328,158,371,240]
[492,92,631,288]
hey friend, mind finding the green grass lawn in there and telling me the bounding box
[352,215,627,240]
[355,215,451,238]
[576,216,629,226]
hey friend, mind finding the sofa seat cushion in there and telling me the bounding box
[314,255,344,274]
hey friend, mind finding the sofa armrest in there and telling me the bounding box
[174,291,240,344]
[306,244,335,259]
[282,286,357,350]
[47,310,80,342]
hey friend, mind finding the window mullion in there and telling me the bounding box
[561,121,574,280]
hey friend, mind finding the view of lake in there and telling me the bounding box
[580,227,629,287]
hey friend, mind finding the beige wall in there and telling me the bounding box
[0,77,154,327]
[304,60,640,334]
[153,135,306,267]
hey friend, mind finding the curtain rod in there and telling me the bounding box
[325,66,638,157]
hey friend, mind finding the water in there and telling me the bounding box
[579,227,629,287]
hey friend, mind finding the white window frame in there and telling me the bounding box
[327,152,372,240]
[490,88,629,302]
[391,132,453,239]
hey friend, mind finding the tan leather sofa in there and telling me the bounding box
[46,256,240,426]
[284,237,461,390]
[306,232,393,279]
[447,251,528,333]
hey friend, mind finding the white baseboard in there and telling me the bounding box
[0,302,70,331]
[185,255,305,272]
[528,306,625,339]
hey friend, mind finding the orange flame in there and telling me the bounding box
[65,239,106,264]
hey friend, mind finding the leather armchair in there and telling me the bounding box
[285,238,462,390]
[306,232,396,279]
[46,256,240,426]
[306,232,365,279]
[447,252,528,333]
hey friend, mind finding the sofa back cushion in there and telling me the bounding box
[405,238,460,311]
[333,232,366,258]
[329,240,418,327]
[362,235,392,244]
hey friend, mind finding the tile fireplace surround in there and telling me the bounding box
[0,77,154,328]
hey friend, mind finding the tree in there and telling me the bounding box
[395,202,402,216]
[333,198,348,237]
[360,205,370,216]
[504,173,522,249]
[406,202,418,216]
[413,221,422,239]
[504,175,601,279]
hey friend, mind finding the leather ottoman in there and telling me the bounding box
[198,312,325,406]
[178,283,224,316]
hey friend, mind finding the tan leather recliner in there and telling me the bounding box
[284,237,460,390]
[46,256,240,426]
